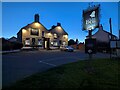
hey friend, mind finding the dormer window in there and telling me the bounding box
[54,33,57,38]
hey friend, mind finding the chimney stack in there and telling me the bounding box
[34,14,39,22]
[51,25,55,29]
[57,23,61,26]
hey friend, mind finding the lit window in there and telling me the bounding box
[53,42,58,46]
[31,29,39,36]
[63,35,68,39]
[51,42,53,45]
[63,42,66,45]
[54,33,57,38]
[38,39,42,45]
[25,38,30,45]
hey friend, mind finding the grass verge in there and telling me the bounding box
[3,58,120,89]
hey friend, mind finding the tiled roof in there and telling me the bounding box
[49,26,68,35]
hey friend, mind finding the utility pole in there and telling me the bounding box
[109,18,112,59]
[119,29,120,40]
[109,18,113,40]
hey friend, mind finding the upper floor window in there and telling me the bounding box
[63,35,68,39]
[54,33,57,38]
[53,42,58,46]
[63,42,66,45]
[31,28,39,36]
[38,39,42,46]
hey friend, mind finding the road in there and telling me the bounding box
[2,50,110,87]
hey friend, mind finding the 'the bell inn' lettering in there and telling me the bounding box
[86,18,96,25]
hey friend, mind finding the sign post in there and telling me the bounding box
[83,4,100,60]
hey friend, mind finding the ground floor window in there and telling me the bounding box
[25,38,30,45]
[63,42,66,46]
[51,42,53,45]
[38,39,42,46]
[53,42,58,46]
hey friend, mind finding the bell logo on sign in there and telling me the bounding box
[90,11,95,18]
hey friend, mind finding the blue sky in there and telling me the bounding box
[2,2,119,42]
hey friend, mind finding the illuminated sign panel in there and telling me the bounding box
[83,5,100,30]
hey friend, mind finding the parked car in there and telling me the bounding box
[60,46,74,52]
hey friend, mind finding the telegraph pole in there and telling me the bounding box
[119,29,120,40]
[109,18,113,39]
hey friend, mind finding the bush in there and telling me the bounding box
[12,42,23,50]
[2,38,23,51]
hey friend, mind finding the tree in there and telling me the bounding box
[68,39,75,46]
[75,39,79,44]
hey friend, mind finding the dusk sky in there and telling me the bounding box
[2,2,119,42]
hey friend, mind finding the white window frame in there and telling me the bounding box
[25,39,30,45]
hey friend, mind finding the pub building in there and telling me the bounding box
[17,14,68,49]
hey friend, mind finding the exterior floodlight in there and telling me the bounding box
[57,26,61,30]
[34,22,40,27]
[48,33,52,37]
[22,29,27,33]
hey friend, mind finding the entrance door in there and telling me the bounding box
[45,41,47,49]
[32,38,35,45]
[43,38,50,49]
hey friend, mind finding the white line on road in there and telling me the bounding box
[39,61,56,67]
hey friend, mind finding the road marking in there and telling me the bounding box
[39,61,56,67]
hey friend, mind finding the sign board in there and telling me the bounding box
[82,5,100,30]
[85,38,96,54]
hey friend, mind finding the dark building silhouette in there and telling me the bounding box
[86,24,118,52]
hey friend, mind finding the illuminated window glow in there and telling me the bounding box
[38,39,42,45]
[54,33,57,38]
[63,42,66,45]
[25,39,30,45]
[53,42,58,46]
[51,42,53,45]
